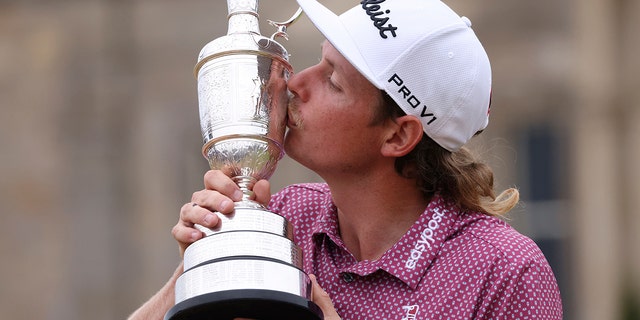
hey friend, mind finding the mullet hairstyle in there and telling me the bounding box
[375,91,519,216]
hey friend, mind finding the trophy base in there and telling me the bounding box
[165,289,323,320]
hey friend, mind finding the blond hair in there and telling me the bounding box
[396,136,519,216]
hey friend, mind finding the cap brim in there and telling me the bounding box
[296,0,381,88]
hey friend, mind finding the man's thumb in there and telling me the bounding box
[310,274,341,320]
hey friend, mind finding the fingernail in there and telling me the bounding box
[204,214,215,225]
[220,199,231,211]
[191,231,200,241]
[233,190,243,201]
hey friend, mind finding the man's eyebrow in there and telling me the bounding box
[321,44,342,72]
[318,41,348,80]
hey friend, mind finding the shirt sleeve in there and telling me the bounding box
[480,257,563,319]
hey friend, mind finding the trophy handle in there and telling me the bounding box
[268,7,303,40]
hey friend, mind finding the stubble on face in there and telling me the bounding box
[287,97,304,130]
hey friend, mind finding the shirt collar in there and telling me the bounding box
[376,194,463,288]
[311,195,339,239]
[311,193,464,289]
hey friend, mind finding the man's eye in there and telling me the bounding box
[328,76,341,91]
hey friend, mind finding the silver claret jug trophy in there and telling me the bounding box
[164,1,323,319]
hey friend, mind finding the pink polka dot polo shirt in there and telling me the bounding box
[269,183,563,320]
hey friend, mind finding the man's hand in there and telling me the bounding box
[171,170,272,256]
[310,274,341,320]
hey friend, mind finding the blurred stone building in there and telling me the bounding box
[0,0,638,319]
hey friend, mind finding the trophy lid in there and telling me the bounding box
[194,0,290,77]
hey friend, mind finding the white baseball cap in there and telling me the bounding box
[296,0,492,152]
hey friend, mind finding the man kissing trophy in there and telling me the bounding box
[164,1,323,319]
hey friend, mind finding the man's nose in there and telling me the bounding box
[287,68,310,102]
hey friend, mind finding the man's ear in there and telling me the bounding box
[380,115,423,157]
